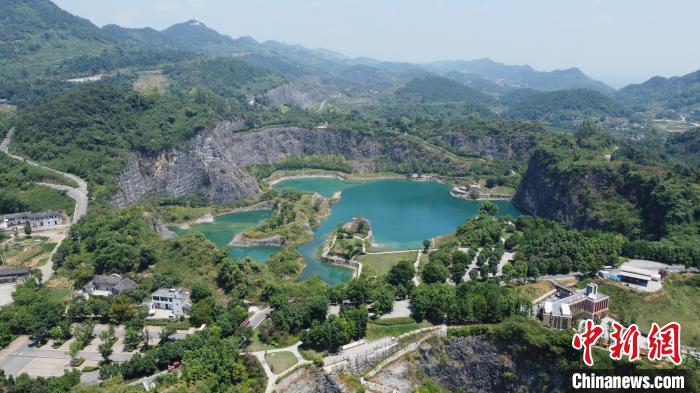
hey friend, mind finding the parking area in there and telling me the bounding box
[0,324,197,378]
[0,283,17,307]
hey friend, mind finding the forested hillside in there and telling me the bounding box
[505,88,631,128]
[514,122,700,266]
[423,58,614,93]
[396,76,493,106]
[617,69,700,121]
[10,84,219,199]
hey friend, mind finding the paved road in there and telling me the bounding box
[623,259,695,273]
[1,128,89,287]
[249,341,311,393]
[378,299,411,320]
[1,129,89,224]
[248,308,272,330]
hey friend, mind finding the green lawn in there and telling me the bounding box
[358,251,418,277]
[593,275,700,346]
[366,318,431,340]
[245,320,299,352]
[514,281,554,302]
[265,351,298,374]
[46,287,73,303]
[14,184,75,217]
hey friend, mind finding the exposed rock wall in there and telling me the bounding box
[513,147,620,228]
[371,335,567,393]
[442,131,536,161]
[419,335,566,393]
[114,122,470,206]
[275,367,345,393]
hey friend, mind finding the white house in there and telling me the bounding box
[150,288,192,317]
[0,211,68,231]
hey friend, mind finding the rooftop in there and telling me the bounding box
[545,284,608,317]
[152,288,188,298]
[87,274,138,290]
[0,268,31,276]
[3,211,65,220]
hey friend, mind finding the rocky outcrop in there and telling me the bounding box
[372,335,567,393]
[275,367,345,393]
[229,233,285,247]
[418,335,566,393]
[513,147,621,229]
[442,131,537,161]
[114,129,261,207]
[264,82,330,111]
[115,122,470,206]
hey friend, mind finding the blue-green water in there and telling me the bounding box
[273,178,523,284]
[168,210,279,262]
[171,178,522,285]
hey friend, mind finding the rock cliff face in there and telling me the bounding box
[372,335,567,393]
[275,367,345,393]
[419,335,566,393]
[442,131,536,161]
[114,122,468,206]
[513,147,619,228]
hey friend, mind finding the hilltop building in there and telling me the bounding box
[83,274,138,297]
[150,288,192,317]
[542,283,609,330]
[598,266,662,292]
[0,211,68,231]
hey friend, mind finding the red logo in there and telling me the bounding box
[573,320,682,366]
[609,322,640,362]
[648,322,682,365]
[572,319,604,366]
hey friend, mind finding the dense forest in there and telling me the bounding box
[514,123,700,266]
[11,84,218,199]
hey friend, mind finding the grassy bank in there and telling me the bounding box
[592,275,700,346]
[366,318,432,340]
[359,251,418,278]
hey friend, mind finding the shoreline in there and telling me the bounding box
[266,170,514,201]
[265,171,410,187]
[173,200,275,230]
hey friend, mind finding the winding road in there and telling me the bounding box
[1,128,88,224]
[1,128,89,284]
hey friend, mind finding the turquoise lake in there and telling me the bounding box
[168,210,280,262]
[173,178,522,285]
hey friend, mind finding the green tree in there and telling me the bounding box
[479,201,498,215]
[160,324,176,345]
[372,284,395,316]
[23,222,31,236]
[190,299,214,327]
[387,260,415,291]
[98,326,115,363]
[124,326,144,351]
[410,284,455,324]
[190,282,212,303]
[421,261,448,284]
[422,239,431,253]
[340,305,368,340]
[345,278,372,305]
[108,295,137,323]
